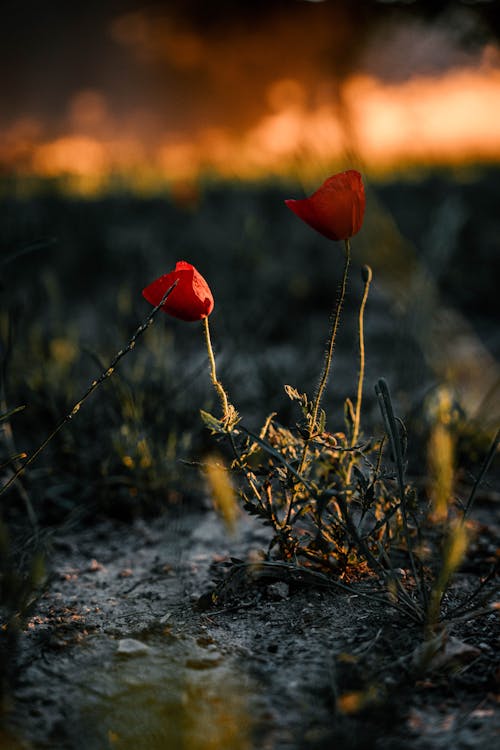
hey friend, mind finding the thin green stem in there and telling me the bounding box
[346,264,372,487]
[298,239,351,476]
[203,316,229,422]
[0,280,178,499]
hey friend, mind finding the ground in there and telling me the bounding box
[2,498,498,750]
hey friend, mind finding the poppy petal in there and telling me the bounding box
[142,261,214,322]
[285,170,365,241]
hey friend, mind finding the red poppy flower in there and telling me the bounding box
[142,261,214,322]
[285,170,365,241]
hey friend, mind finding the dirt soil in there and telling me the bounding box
[1,497,499,750]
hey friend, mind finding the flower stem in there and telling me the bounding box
[298,239,351,475]
[346,265,372,487]
[0,280,179,500]
[203,316,229,422]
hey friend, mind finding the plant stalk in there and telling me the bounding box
[0,280,178,498]
[298,239,351,475]
[346,264,372,487]
[203,316,230,422]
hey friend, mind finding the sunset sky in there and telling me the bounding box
[2,0,500,191]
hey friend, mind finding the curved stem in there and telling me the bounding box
[298,239,351,475]
[346,264,372,487]
[203,316,229,421]
[352,265,371,447]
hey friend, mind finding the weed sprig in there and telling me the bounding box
[188,171,498,629]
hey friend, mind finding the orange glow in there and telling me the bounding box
[347,63,500,168]
[1,58,500,193]
[33,136,108,178]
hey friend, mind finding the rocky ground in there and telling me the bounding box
[1,496,498,750]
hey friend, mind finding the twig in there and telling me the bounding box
[217,560,424,621]
[443,570,498,620]
[375,378,426,610]
[0,280,178,498]
[463,427,499,519]
[238,424,315,491]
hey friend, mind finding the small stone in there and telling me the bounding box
[116,638,151,657]
[266,582,289,600]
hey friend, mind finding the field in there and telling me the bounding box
[0,169,499,749]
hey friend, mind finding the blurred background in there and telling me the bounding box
[1,0,499,520]
[1,0,500,190]
[1,7,498,746]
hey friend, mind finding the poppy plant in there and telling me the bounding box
[287,171,366,475]
[143,261,234,425]
[142,260,214,322]
[285,170,365,242]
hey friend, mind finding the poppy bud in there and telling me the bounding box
[142,261,214,322]
[285,170,365,241]
[361,265,372,284]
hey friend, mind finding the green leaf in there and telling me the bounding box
[200,409,226,434]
